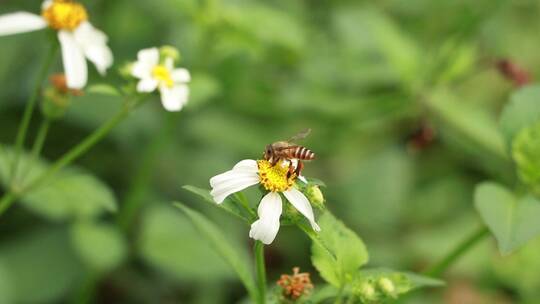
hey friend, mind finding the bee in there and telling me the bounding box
[263,129,315,177]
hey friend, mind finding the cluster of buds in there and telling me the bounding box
[41,74,83,120]
[276,267,314,302]
[354,272,411,303]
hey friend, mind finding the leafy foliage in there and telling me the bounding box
[475,182,540,255]
[311,212,369,287]
[500,85,540,143]
[0,146,117,220]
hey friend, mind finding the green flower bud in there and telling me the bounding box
[41,87,70,120]
[118,62,134,79]
[357,281,377,302]
[306,185,325,210]
[160,45,181,63]
[378,277,396,298]
[512,122,540,196]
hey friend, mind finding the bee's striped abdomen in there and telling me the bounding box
[291,146,315,160]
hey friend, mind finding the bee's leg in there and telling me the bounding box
[294,160,304,177]
[287,160,295,178]
[271,157,280,167]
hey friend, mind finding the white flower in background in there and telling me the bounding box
[131,47,191,112]
[210,159,321,245]
[0,0,113,89]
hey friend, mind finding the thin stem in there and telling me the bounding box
[10,42,58,184]
[0,100,139,217]
[254,241,267,304]
[23,105,132,194]
[424,226,489,277]
[19,118,51,183]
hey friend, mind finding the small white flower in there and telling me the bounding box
[131,47,191,112]
[0,0,113,89]
[210,159,320,245]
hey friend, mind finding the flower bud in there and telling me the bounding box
[378,277,396,297]
[357,281,377,302]
[118,62,134,79]
[306,185,325,210]
[42,87,70,120]
[160,45,181,63]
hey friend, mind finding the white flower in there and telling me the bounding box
[0,0,113,89]
[131,47,191,112]
[209,159,321,245]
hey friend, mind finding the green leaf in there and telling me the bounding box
[182,185,251,222]
[85,84,122,96]
[0,146,117,220]
[174,202,257,301]
[311,211,369,287]
[500,85,540,142]
[360,268,444,290]
[70,221,127,273]
[474,182,540,255]
[138,204,233,281]
[0,229,82,303]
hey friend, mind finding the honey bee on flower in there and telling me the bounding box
[210,157,321,245]
[0,0,113,89]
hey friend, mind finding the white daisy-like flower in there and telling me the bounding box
[0,0,113,89]
[210,159,321,245]
[131,47,191,112]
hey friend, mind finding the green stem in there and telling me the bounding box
[0,100,139,217]
[424,226,489,277]
[23,105,132,194]
[254,241,267,304]
[19,118,51,183]
[10,42,58,184]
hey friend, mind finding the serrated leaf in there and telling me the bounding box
[474,182,540,255]
[500,85,540,142]
[182,185,251,222]
[0,146,117,220]
[311,211,369,287]
[174,202,257,301]
[70,221,127,273]
[85,84,121,96]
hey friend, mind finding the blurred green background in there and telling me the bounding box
[0,0,539,303]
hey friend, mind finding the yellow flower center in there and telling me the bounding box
[257,160,296,192]
[42,0,88,31]
[152,65,174,88]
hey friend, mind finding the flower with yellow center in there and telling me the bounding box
[210,159,320,244]
[131,47,191,112]
[0,0,113,89]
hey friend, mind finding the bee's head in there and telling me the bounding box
[263,145,273,161]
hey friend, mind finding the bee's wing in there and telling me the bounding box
[287,128,311,142]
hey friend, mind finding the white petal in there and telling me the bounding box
[209,159,259,204]
[159,85,189,112]
[171,68,191,83]
[210,159,259,186]
[131,61,153,79]
[249,192,282,245]
[73,22,113,75]
[0,12,46,36]
[137,47,159,66]
[210,176,259,204]
[58,31,87,89]
[164,57,174,70]
[136,78,158,92]
[283,188,320,232]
